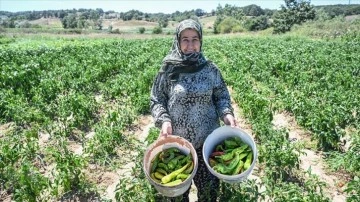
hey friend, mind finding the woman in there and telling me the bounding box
[150,19,236,201]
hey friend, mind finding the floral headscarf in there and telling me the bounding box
[160,19,208,81]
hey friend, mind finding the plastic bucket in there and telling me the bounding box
[203,126,257,183]
[143,135,198,197]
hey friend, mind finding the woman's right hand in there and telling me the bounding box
[160,121,172,137]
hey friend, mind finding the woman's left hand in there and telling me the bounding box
[223,114,237,127]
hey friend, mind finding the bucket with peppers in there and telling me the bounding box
[203,126,257,183]
[143,135,198,197]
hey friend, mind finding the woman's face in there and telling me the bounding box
[179,29,201,54]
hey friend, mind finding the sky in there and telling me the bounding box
[0,0,359,14]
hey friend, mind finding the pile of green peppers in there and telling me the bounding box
[209,137,253,175]
[150,148,194,186]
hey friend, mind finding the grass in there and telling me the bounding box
[287,15,360,39]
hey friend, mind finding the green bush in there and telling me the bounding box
[138,27,145,34]
[244,15,269,31]
[289,15,360,39]
[217,17,241,34]
[232,25,245,33]
[110,28,121,34]
[152,26,162,34]
[213,15,224,34]
[0,34,15,44]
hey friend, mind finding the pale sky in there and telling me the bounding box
[0,0,358,13]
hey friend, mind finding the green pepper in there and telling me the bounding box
[161,161,191,184]
[209,158,218,167]
[159,148,180,163]
[183,161,194,174]
[213,163,230,174]
[174,163,183,170]
[180,154,191,165]
[224,139,239,149]
[215,151,234,162]
[216,144,225,152]
[232,159,244,175]
[154,171,165,180]
[160,150,175,163]
[213,152,240,174]
[226,152,240,171]
[162,179,183,187]
[151,152,160,173]
[168,155,185,171]
[176,173,190,180]
[151,152,160,163]
[151,173,161,183]
[232,144,249,155]
[157,162,169,171]
[233,137,245,147]
[156,168,167,176]
[238,152,249,161]
[167,148,180,154]
[243,152,253,170]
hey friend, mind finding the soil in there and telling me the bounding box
[271,111,349,201]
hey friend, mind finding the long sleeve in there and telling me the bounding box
[212,65,234,119]
[150,73,172,128]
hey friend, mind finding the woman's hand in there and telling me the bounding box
[223,114,237,127]
[160,121,172,137]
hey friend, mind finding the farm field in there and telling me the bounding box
[0,34,359,201]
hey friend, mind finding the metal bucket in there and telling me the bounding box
[202,126,257,183]
[143,135,198,197]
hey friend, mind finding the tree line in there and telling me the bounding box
[213,1,360,34]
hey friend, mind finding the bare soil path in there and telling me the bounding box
[271,111,348,201]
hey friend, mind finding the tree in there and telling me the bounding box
[273,0,315,34]
[96,8,104,16]
[263,9,274,17]
[158,16,169,28]
[216,4,224,16]
[1,18,15,28]
[77,15,86,29]
[314,8,331,21]
[244,15,269,31]
[213,15,224,34]
[81,11,90,19]
[213,4,245,34]
[61,14,77,28]
[195,9,205,17]
[58,10,66,19]
[89,10,100,20]
[94,19,103,30]
[242,4,265,16]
